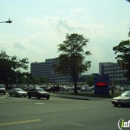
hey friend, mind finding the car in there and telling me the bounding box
[9,88,27,97]
[27,87,50,100]
[60,87,70,92]
[0,85,6,95]
[86,87,93,91]
[80,86,86,92]
[45,86,60,92]
[111,90,130,107]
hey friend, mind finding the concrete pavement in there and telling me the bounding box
[0,95,6,99]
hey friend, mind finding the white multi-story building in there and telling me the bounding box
[31,58,72,83]
[99,62,128,85]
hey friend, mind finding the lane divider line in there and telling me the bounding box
[0,119,42,126]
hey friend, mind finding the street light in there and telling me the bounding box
[0,18,12,23]
[128,28,130,37]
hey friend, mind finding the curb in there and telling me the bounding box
[50,93,107,100]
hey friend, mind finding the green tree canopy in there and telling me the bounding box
[113,40,130,80]
[54,33,91,94]
[39,76,49,84]
[86,75,94,87]
[0,50,29,88]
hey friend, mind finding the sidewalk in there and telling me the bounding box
[50,93,112,100]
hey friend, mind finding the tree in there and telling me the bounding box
[31,75,40,84]
[54,33,91,94]
[113,40,130,80]
[39,76,49,84]
[86,75,94,87]
[22,73,39,84]
[0,50,29,88]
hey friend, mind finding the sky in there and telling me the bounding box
[0,0,130,74]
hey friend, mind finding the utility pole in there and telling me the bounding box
[128,28,130,37]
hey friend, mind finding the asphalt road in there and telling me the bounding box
[0,93,129,130]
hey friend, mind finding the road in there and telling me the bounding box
[0,93,129,130]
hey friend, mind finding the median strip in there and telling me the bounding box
[0,119,42,126]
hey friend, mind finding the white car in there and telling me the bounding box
[0,85,6,95]
[111,90,130,107]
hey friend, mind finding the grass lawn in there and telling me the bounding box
[57,90,121,98]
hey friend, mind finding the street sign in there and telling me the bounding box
[94,75,109,95]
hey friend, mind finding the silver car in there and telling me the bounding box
[111,90,130,107]
[9,88,27,97]
[0,85,6,95]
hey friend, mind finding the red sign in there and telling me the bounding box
[96,82,107,87]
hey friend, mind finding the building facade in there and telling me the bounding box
[31,58,72,83]
[99,62,128,85]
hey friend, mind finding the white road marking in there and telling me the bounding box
[35,103,45,104]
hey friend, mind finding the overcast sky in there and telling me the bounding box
[0,0,130,74]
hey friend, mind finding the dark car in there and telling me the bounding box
[27,88,50,100]
[9,88,27,97]
[0,85,6,95]
[111,90,130,107]
[45,86,60,92]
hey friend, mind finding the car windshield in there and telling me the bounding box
[37,88,46,92]
[15,88,23,91]
[121,91,130,97]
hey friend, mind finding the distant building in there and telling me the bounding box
[31,58,72,83]
[99,62,128,84]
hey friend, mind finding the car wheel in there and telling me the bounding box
[10,94,12,97]
[24,95,27,97]
[4,92,6,95]
[121,104,126,107]
[46,96,50,100]
[28,95,31,99]
[114,104,118,107]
